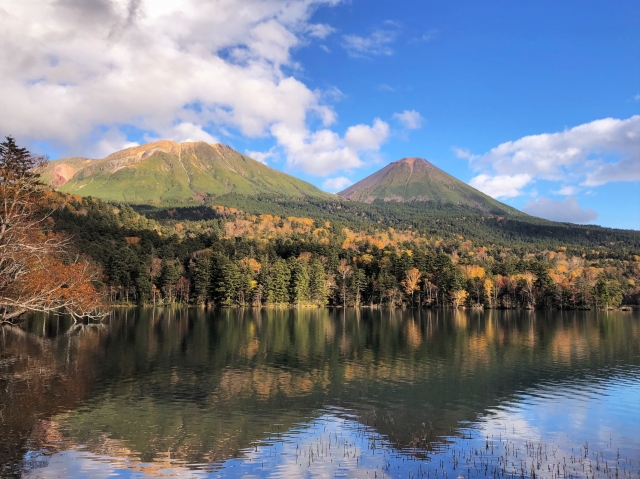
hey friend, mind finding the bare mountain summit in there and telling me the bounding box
[338,157,519,215]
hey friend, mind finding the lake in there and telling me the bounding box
[1,308,639,478]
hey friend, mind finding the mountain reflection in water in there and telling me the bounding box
[1,308,639,478]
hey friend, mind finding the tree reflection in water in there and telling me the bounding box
[1,308,639,477]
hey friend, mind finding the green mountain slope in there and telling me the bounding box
[338,157,521,216]
[43,141,332,204]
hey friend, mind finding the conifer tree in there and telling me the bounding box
[215,257,242,306]
[192,255,211,305]
[350,267,367,306]
[594,275,622,309]
[309,260,329,306]
[158,260,180,302]
[265,260,290,305]
[290,259,310,305]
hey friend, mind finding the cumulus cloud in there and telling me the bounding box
[583,155,640,186]
[246,147,277,165]
[272,118,389,175]
[393,110,423,130]
[94,128,140,158]
[342,29,397,57]
[471,116,640,183]
[161,123,220,144]
[0,0,398,176]
[469,174,532,199]
[460,116,640,198]
[522,196,599,224]
[322,176,352,192]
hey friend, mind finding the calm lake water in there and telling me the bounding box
[1,309,639,478]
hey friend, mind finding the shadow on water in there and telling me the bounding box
[1,308,639,477]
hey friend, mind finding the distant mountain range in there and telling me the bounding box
[44,140,523,215]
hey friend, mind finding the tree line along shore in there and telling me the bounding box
[55,197,639,312]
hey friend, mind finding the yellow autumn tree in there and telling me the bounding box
[483,278,494,306]
[450,289,468,308]
[401,268,421,305]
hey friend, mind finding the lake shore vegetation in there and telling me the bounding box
[51,195,640,311]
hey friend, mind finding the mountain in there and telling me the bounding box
[42,141,331,204]
[338,157,520,216]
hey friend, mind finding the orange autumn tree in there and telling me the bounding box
[0,137,104,322]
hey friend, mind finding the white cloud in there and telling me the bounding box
[342,29,397,57]
[160,122,220,144]
[344,118,389,150]
[453,147,475,160]
[0,0,396,177]
[553,185,579,196]
[522,196,599,224]
[246,147,277,165]
[272,118,389,175]
[393,110,423,130]
[469,174,532,199]
[583,155,640,186]
[94,128,140,158]
[635,94,640,101]
[463,116,640,195]
[305,23,336,39]
[322,176,352,192]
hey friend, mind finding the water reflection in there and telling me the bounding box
[1,308,639,477]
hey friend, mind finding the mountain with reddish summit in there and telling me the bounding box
[338,157,520,215]
[42,140,332,205]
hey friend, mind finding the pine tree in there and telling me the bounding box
[215,258,242,306]
[192,255,212,305]
[350,267,367,306]
[265,260,290,305]
[594,275,622,309]
[290,259,310,305]
[134,273,152,305]
[158,260,180,302]
[309,260,329,306]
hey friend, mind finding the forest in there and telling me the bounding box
[51,194,640,311]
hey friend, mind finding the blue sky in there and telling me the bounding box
[2,0,639,228]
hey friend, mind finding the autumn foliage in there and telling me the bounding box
[0,137,103,321]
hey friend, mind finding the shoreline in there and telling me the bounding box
[106,303,638,312]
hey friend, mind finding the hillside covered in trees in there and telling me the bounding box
[50,193,640,310]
